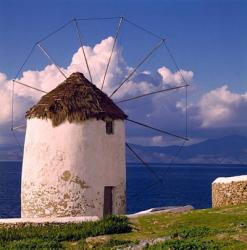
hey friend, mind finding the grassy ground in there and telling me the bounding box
[111,204,247,249]
[0,216,131,249]
[1,204,247,249]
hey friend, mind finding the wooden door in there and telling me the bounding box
[103,186,113,217]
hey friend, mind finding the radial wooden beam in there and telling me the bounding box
[110,39,164,98]
[13,80,47,94]
[117,84,189,103]
[101,16,123,91]
[73,18,93,83]
[127,118,189,141]
[126,143,163,183]
[37,43,67,79]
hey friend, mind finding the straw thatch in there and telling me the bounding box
[26,72,127,127]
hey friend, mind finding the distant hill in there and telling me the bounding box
[127,135,247,164]
[1,135,247,164]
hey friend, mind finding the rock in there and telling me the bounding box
[127,205,194,218]
[119,236,170,249]
[124,240,149,250]
[151,236,170,244]
[85,235,111,248]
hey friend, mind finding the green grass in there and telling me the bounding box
[148,226,244,250]
[170,226,219,240]
[1,205,247,249]
[109,204,247,249]
[0,215,131,249]
[148,238,240,250]
[3,238,62,250]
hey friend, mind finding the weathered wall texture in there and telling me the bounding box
[212,175,247,208]
[22,118,126,218]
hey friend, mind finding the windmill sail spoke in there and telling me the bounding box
[126,143,163,183]
[110,39,164,98]
[11,130,23,151]
[13,80,47,94]
[163,41,189,137]
[124,18,164,40]
[38,19,74,43]
[164,41,188,85]
[37,43,67,79]
[12,125,26,130]
[14,44,37,80]
[101,17,123,91]
[127,118,189,141]
[73,18,93,83]
[117,84,189,104]
[77,17,121,21]
[11,80,15,131]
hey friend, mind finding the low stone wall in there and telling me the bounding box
[212,175,247,208]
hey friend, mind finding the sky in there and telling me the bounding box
[0,0,246,159]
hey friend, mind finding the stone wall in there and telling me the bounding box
[212,175,247,208]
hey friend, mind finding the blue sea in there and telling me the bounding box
[0,161,246,218]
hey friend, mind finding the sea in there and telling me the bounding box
[0,161,246,218]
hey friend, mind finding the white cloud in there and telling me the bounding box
[197,85,247,128]
[67,36,128,93]
[2,35,247,149]
[0,73,11,123]
[0,36,194,129]
[151,135,164,145]
[158,66,193,86]
[0,73,32,125]
[127,135,166,146]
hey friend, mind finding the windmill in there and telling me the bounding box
[11,17,189,218]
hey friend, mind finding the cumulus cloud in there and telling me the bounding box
[158,66,193,86]
[197,85,247,128]
[1,35,247,149]
[127,135,170,146]
[0,73,11,122]
[0,73,33,125]
[67,37,128,94]
[0,36,194,130]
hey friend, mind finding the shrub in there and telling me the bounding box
[148,239,222,250]
[0,238,61,250]
[171,226,218,239]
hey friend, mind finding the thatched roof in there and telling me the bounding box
[26,72,127,126]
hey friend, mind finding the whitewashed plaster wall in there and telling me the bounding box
[21,118,126,218]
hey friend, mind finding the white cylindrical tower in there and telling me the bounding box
[21,72,127,218]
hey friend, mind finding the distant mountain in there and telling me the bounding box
[127,135,247,164]
[1,135,247,164]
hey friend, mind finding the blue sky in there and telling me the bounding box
[0,0,246,92]
[0,0,246,159]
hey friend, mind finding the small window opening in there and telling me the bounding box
[106,120,114,134]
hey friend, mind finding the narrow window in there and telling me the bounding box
[106,120,114,134]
